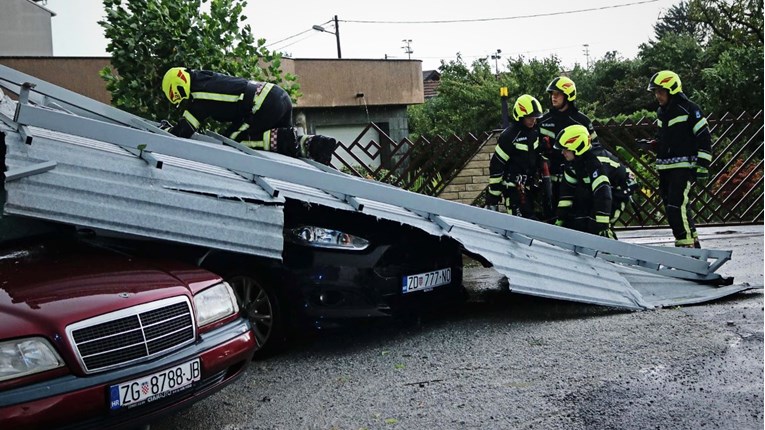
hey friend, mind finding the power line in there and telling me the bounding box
[342,0,658,24]
[262,0,658,57]
[269,32,322,51]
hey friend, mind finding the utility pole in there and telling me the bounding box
[583,44,590,69]
[401,39,413,60]
[333,15,341,59]
[312,15,342,59]
[490,49,502,77]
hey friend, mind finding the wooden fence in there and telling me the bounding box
[332,111,763,227]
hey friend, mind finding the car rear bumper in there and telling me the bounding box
[286,244,464,323]
[0,318,256,430]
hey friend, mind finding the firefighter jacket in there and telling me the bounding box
[169,70,280,139]
[557,150,612,232]
[591,145,637,205]
[654,93,712,175]
[486,121,543,205]
[539,106,600,178]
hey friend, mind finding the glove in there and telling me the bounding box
[554,219,564,227]
[158,119,173,131]
[305,135,337,165]
[695,167,709,187]
[588,218,613,238]
[505,173,527,188]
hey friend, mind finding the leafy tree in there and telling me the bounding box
[654,1,708,42]
[408,55,502,137]
[98,0,299,126]
[408,54,561,137]
[688,0,763,46]
[570,53,649,120]
[505,55,562,110]
[697,43,764,114]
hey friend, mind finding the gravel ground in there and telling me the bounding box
[151,225,763,430]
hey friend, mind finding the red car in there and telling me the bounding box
[0,233,257,430]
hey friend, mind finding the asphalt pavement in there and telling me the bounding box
[151,224,763,430]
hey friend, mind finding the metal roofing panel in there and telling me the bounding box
[2,124,285,260]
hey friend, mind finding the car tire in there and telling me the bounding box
[225,272,285,359]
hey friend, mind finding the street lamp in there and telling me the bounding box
[490,49,502,77]
[312,15,342,59]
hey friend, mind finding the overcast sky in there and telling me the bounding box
[44,0,681,71]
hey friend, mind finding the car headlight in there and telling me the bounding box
[0,337,64,382]
[286,226,370,250]
[194,282,238,326]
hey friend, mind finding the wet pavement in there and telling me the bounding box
[151,225,763,430]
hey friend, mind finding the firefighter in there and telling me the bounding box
[591,145,639,237]
[160,67,337,165]
[647,70,712,248]
[554,124,615,238]
[539,76,600,215]
[485,94,546,219]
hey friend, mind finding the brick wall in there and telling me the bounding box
[437,133,498,205]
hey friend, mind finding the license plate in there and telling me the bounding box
[402,268,451,294]
[109,358,201,410]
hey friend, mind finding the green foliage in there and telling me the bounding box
[408,55,502,137]
[688,0,763,47]
[654,1,709,42]
[98,0,300,124]
[697,43,764,113]
[408,54,561,137]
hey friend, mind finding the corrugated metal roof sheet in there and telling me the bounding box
[0,65,755,311]
[2,118,284,260]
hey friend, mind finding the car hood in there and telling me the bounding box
[0,238,221,338]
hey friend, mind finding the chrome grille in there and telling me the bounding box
[67,297,196,374]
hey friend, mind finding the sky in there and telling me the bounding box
[44,0,682,72]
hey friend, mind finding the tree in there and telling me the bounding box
[688,0,763,46]
[577,54,647,120]
[654,1,708,42]
[408,55,502,137]
[408,54,562,138]
[99,0,299,126]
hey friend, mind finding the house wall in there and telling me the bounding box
[0,0,54,56]
[0,57,112,103]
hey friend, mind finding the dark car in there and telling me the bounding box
[164,200,467,358]
[0,233,257,430]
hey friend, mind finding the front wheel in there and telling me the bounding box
[226,273,285,359]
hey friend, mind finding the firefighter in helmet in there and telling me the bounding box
[538,76,600,216]
[554,124,615,239]
[161,67,337,165]
[646,70,712,248]
[486,94,547,219]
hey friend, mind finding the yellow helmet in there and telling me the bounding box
[162,67,191,104]
[512,94,543,122]
[555,124,591,156]
[647,70,682,95]
[546,76,577,101]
